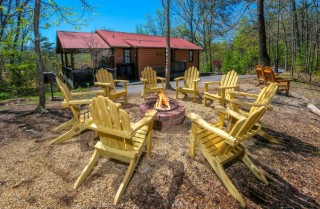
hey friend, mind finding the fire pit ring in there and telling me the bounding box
[145,98,179,111]
[140,98,185,129]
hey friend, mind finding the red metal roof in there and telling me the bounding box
[57,30,202,51]
[96,30,202,50]
[57,31,110,51]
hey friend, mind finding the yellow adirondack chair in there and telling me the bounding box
[228,83,279,143]
[95,68,128,103]
[264,66,292,96]
[174,66,200,102]
[51,78,104,144]
[255,64,265,85]
[74,96,157,205]
[140,66,165,100]
[187,106,269,207]
[203,70,239,106]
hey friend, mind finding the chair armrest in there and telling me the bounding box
[203,81,220,92]
[62,99,92,107]
[71,90,104,96]
[203,81,220,85]
[114,80,129,83]
[174,77,184,81]
[94,82,112,87]
[214,106,246,120]
[228,91,259,98]
[229,99,273,111]
[187,112,237,145]
[89,124,132,139]
[219,85,240,90]
[131,109,157,134]
[157,77,165,81]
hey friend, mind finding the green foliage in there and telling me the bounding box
[222,50,244,73]
[5,52,37,95]
[0,92,11,100]
[316,150,320,158]
[221,18,259,74]
[202,64,212,73]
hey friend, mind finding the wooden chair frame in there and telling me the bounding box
[264,66,291,96]
[51,78,104,144]
[255,64,265,85]
[203,70,239,106]
[95,68,128,103]
[228,83,279,144]
[74,96,157,205]
[188,106,269,207]
[140,66,165,101]
[175,66,200,102]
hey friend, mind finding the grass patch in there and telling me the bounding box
[316,150,320,158]
[0,92,12,100]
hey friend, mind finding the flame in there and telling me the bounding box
[154,91,171,110]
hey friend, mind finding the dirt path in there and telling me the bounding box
[0,77,319,208]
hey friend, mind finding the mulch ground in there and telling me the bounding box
[0,77,319,209]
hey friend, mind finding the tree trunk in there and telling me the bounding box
[275,0,281,73]
[163,0,172,89]
[292,0,301,53]
[257,0,270,67]
[34,0,46,111]
[291,14,295,76]
[316,0,319,73]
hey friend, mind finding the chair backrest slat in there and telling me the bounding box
[255,64,265,83]
[56,78,80,120]
[250,83,278,113]
[230,106,266,139]
[96,69,115,92]
[184,66,199,88]
[142,66,157,88]
[263,66,276,84]
[220,70,238,100]
[90,96,133,151]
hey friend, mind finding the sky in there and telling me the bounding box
[41,0,163,43]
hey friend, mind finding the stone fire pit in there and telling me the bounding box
[139,98,185,129]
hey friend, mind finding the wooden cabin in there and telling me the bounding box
[56,30,202,87]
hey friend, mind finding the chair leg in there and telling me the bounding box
[124,95,128,104]
[73,149,100,189]
[146,127,153,158]
[212,161,246,207]
[193,92,196,102]
[257,129,280,144]
[53,118,76,132]
[189,124,196,157]
[176,90,178,99]
[50,123,85,144]
[203,96,208,106]
[113,158,137,205]
[241,152,268,185]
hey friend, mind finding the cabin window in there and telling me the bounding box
[171,49,175,61]
[124,49,131,63]
[189,50,194,62]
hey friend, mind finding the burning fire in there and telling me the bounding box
[154,91,171,110]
